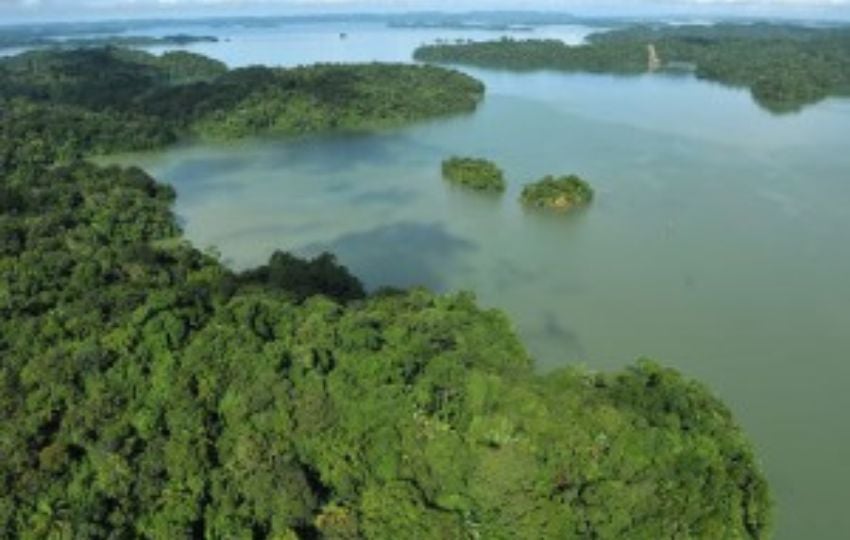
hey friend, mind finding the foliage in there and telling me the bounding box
[184,63,485,139]
[112,49,229,85]
[520,174,594,211]
[0,44,771,539]
[0,150,771,540]
[441,156,506,192]
[0,34,218,50]
[0,159,772,536]
[0,47,485,167]
[414,23,850,113]
[0,99,176,175]
[0,20,218,49]
[416,37,647,73]
[238,250,366,303]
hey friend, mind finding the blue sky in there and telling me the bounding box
[1,0,849,22]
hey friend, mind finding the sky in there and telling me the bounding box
[1,0,849,22]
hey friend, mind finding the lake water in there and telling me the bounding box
[96,21,849,539]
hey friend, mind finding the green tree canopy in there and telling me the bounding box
[520,174,594,211]
[0,44,771,539]
[441,156,506,193]
[414,23,850,113]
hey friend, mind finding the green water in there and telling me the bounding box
[107,22,850,539]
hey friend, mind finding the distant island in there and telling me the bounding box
[386,10,603,30]
[521,174,594,211]
[441,156,506,192]
[414,23,850,113]
[390,21,534,32]
[0,33,219,50]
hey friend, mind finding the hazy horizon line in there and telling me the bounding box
[2,8,850,26]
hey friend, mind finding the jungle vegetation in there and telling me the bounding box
[413,23,850,113]
[0,45,772,538]
[0,47,485,170]
[521,174,595,211]
[441,156,506,193]
[0,34,219,50]
[387,11,597,31]
[0,17,228,50]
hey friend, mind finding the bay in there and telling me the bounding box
[103,21,850,539]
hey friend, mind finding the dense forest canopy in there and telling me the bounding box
[0,47,485,172]
[414,23,850,113]
[0,162,772,538]
[0,34,218,50]
[0,17,226,49]
[441,156,506,193]
[0,45,772,538]
[387,11,591,30]
[521,175,595,211]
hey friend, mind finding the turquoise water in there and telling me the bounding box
[103,22,850,539]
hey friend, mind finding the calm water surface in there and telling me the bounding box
[101,22,850,539]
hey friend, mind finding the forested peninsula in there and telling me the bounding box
[0,48,772,538]
[0,47,484,169]
[414,23,850,113]
[0,34,219,50]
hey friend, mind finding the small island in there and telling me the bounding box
[520,174,594,211]
[441,156,506,192]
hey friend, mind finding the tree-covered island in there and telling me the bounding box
[0,47,485,169]
[521,174,594,211]
[0,47,772,538]
[0,34,219,50]
[414,23,850,113]
[441,156,506,192]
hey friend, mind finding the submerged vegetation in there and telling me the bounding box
[521,174,595,211]
[414,23,850,113]
[441,156,506,192]
[0,45,772,538]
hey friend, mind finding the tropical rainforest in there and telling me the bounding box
[441,156,506,192]
[0,46,772,538]
[521,175,595,211]
[0,47,484,170]
[0,34,219,50]
[414,23,850,113]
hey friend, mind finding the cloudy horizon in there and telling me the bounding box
[2,0,850,22]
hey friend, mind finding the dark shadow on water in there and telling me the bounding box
[212,221,327,246]
[520,204,593,226]
[682,271,698,291]
[158,154,260,206]
[257,130,438,177]
[325,181,355,194]
[491,257,540,291]
[540,311,588,361]
[296,221,476,291]
[348,187,420,206]
[443,181,506,201]
[166,154,254,183]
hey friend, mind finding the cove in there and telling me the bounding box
[104,21,850,539]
